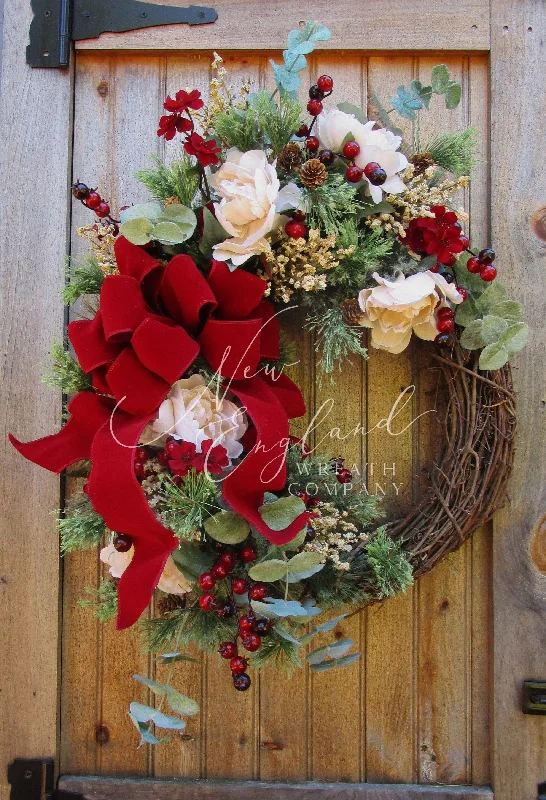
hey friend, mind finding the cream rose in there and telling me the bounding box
[100,542,192,595]
[315,109,408,203]
[211,149,302,267]
[357,271,463,354]
[140,373,247,460]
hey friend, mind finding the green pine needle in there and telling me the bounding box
[78,578,118,622]
[306,306,367,381]
[143,607,236,653]
[249,628,303,674]
[58,492,106,554]
[42,342,91,394]
[425,127,479,178]
[305,173,362,235]
[365,527,414,598]
[159,471,219,540]
[214,90,301,156]
[136,154,201,206]
[327,221,394,295]
[62,256,105,305]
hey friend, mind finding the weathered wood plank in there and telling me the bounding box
[74,0,490,52]
[59,776,494,799]
[490,3,546,799]
[0,0,72,797]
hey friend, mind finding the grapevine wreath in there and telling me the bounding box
[11,22,523,741]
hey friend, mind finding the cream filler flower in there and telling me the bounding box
[315,108,408,203]
[357,271,463,355]
[100,540,192,595]
[211,149,302,267]
[140,374,247,460]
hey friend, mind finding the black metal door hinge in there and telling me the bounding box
[7,759,84,800]
[27,0,218,69]
[522,680,546,714]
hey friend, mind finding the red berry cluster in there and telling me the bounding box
[157,89,220,168]
[285,209,307,240]
[197,545,275,691]
[296,75,334,155]
[72,182,117,225]
[404,206,470,267]
[466,248,497,282]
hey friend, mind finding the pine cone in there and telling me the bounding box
[410,152,435,176]
[277,142,303,172]
[164,195,181,206]
[340,297,364,325]
[157,594,186,616]
[300,158,327,189]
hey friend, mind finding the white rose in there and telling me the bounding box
[357,270,463,354]
[315,109,408,203]
[100,542,192,595]
[140,373,247,461]
[211,150,302,267]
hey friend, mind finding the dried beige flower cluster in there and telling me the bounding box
[140,459,168,511]
[193,52,253,136]
[303,501,367,571]
[261,229,354,303]
[366,164,469,237]
[77,222,118,274]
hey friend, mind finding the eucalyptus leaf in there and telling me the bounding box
[133,674,167,698]
[248,558,288,583]
[336,102,369,126]
[153,221,190,245]
[129,715,166,745]
[204,511,250,544]
[286,563,324,583]
[171,541,215,581]
[287,551,324,575]
[279,527,307,551]
[286,29,315,54]
[431,64,451,94]
[390,85,423,120]
[445,82,462,109]
[157,653,198,665]
[459,319,486,350]
[120,201,163,222]
[129,702,186,730]
[500,322,529,356]
[165,688,200,717]
[409,79,432,108]
[307,638,354,665]
[304,21,331,41]
[120,218,154,246]
[309,652,361,672]
[298,613,348,645]
[251,598,322,618]
[478,342,510,371]
[283,50,307,72]
[480,314,509,345]
[258,496,305,532]
[274,626,303,646]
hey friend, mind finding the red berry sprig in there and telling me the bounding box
[466,247,497,281]
[301,75,334,140]
[72,182,119,227]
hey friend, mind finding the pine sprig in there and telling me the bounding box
[159,471,219,540]
[62,256,105,305]
[305,173,362,235]
[214,91,302,155]
[249,628,303,673]
[425,127,479,178]
[78,578,118,622]
[136,154,201,207]
[58,492,106,554]
[365,527,413,598]
[327,221,394,295]
[143,607,236,653]
[42,342,91,394]
[306,306,367,381]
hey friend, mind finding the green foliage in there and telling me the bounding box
[214,90,302,155]
[159,470,219,540]
[199,207,230,260]
[120,201,197,246]
[62,256,104,305]
[249,628,303,673]
[143,607,236,654]
[307,560,372,610]
[258,495,306,531]
[426,128,479,178]
[135,154,200,207]
[305,173,362,235]
[365,527,413,599]
[171,541,215,582]
[78,578,118,622]
[42,342,91,394]
[58,491,105,554]
[204,510,250,544]
[306,306,367,381]
[270,21,331,95]
[307,638,360,671]
[455,280,528,370]
[385,65,461,123]
[327,221,394,295]
[130,674,200,746]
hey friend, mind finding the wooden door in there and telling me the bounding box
[1,3,545,800]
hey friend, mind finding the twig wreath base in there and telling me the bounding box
[356,340,515,605]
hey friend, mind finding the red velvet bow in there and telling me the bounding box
[10,238,311,629]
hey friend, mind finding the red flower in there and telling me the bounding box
[163,89,204,113]
[403,206,469,266]
[157,113,192,141]
[168,439,229,477]
[184,132,221,167]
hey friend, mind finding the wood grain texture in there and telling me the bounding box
[74,0,490,52]
[59,776,494,799]
[490,3,546,799]
[0,1,72,798]
[59,50,493,786]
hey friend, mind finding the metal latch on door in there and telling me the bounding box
[27,0,218,69]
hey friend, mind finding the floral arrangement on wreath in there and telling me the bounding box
[10,22,527,743]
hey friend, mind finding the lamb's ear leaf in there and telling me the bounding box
[478,342,509,371]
